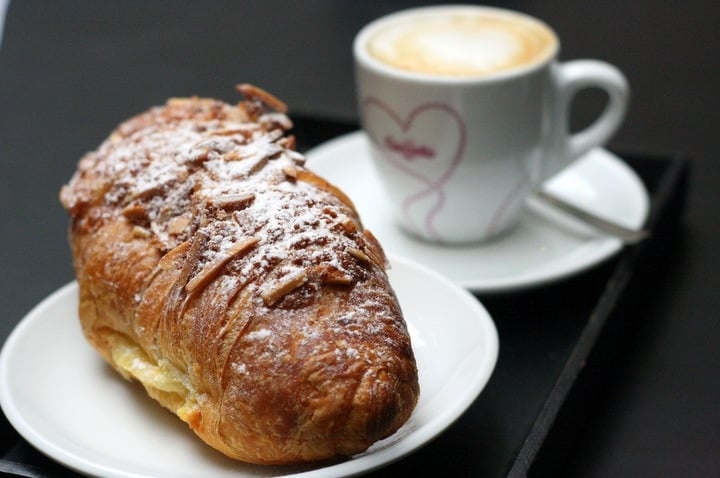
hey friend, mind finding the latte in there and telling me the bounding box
[365,8,558,77]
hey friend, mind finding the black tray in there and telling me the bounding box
[0,117,689,477]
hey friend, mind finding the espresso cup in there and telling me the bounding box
[354,5,629,244]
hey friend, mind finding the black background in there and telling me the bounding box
[1,1,718,476]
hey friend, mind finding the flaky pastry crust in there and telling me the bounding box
[59,85,419,464]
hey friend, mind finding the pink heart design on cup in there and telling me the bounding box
[363,97,466,241]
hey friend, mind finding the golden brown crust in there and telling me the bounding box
[59,89,419,464]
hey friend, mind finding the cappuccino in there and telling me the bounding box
[355,6,628,243]
[365,7,557,78]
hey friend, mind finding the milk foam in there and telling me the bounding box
[367,11,557,77]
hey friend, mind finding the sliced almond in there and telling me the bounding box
[339,218,358,235]
[122,204,148,224]
[236,84,288,113]
[210,193,255,211]
[260,269,308,306]
[282,164,298,179]
[185,237,259,293]
[167,214,192,236]
[278,135,297,150]
[347,247,371,264]
[322,268,355,286]
[295,170,356,211]
[132,225,152,238]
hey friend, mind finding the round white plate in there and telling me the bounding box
[306,131,649,293]
[0,256,498,478]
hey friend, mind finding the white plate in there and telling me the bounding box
[0,256,498,478]
[306,131,649,293]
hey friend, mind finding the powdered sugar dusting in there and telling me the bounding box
[246,329,272,340]
[61,95,405,371]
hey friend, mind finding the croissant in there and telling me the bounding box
[59,85,419,464]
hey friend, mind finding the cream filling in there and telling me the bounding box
[109,334,199,423]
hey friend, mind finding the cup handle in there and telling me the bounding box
[541,60,630,182]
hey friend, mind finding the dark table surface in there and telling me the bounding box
[1,1,718,477]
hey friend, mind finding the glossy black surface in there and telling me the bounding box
[1,1,717,476]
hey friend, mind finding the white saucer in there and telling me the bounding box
[0,256,498,478]
[306,131,649,293]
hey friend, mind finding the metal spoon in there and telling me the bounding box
[532,189,650,244]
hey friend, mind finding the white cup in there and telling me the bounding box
[354,5,629,244]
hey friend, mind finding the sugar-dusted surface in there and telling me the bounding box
[58,92,419,464]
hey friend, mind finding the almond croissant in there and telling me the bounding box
[59,85,419,464]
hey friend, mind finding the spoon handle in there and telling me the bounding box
[533,189,650,244]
